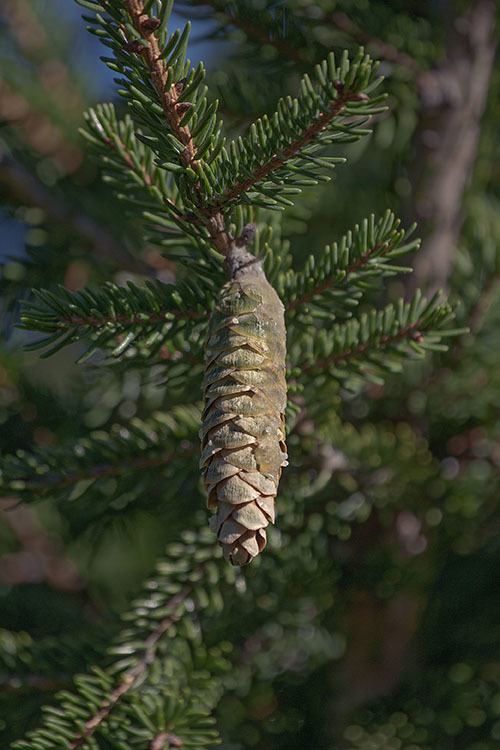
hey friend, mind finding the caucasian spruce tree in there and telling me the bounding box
[1,1,498,749]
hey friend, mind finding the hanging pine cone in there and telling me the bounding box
[200,241,288,566]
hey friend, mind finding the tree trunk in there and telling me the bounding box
[408,0,497,295]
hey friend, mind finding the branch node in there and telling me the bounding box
[174,78,187,94]
[175,101,192,115]
[141,17,161,33]
[123,39,146,54]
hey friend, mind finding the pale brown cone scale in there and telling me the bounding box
[201,247,287,565]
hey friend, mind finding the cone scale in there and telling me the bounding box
[201,246,288,566]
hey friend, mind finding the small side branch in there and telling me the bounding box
[69,578,199,749]
[207,89,358,214]
[58,308,202,329]
[288,241,386,312]
[102,130,153,188]
[17,449,189,492]
[304,320,425,372]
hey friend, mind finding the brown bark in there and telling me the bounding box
[338,590,424,716]
[409,0,497,295]
[68,575,200,749]
[335,510,427,721]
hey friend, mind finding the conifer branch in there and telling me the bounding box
[2,2,491,747]
[58,308,202,329]
[123,0,198,170]
[82,104,222,269]
[19,279,209,359]
[201,51,384,213]
[292,291,463,380]
[22,450,179,491]
[13,528,226,750]
[78,5,385,260]
[69,577,197,749]
[287,240,386,312]
[122,0,234,254]
[206,86,363,214]
[1,409,200,505]
[102,127,154,188]
[306,319,426,371]
[282,212,420,315]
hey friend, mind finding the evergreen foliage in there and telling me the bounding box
[0,1,499,749]
[13,528,233,750]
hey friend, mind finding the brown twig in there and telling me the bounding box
[287,242,386,312]
[17,446,197,492]
[126,2,198,167]
[69,577,199,749]
[103,131,153,187]
[121,0,233,255]
[58,308,203,329]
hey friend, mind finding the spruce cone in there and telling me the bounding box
[201,246,287,566]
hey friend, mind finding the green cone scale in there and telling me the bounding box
[201,247,288,565]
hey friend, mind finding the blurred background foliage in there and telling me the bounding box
[0,0,499,748]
